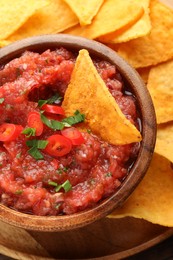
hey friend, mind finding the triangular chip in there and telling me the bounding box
[0,0,49,40]
[117,0,173,68]
[63,0,104,25]
[147,58,173,124]
[8,0,78,42]
[108,153,173,227]
[64,0,144,39]
[62,49,142,145]
[0,40,11,48]
[99,0,151,43]
[155,122,173,163]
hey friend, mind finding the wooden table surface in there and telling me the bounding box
[0,234,173,260]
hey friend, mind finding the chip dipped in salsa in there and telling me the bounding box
[0,47,141,216]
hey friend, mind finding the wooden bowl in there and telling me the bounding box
[0,34,156,231]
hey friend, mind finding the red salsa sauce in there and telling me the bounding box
[0,48,140,216]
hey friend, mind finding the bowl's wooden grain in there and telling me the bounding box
[0,34,156,231]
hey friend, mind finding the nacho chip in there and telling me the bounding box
[63,0,104,25]
[8,0,78,42]
[137,67,151,84]
[147,59,173,124]
[109,153,173,227]
[64,0,144,39]
[62,49,142,145]
[155,122,173,163]
[0,0,49,40]
[99,0,151,43]
[118,0,173,68]
[0,40,11,48]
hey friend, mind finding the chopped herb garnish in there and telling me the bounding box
[40,110,85,131]
[28,146,44,160]
[15,190,23,195]
[22,127,36,138]
[26,139,48,149]
[16,67,21,77]
[105,172,112,177]
[48,179,72,193]
[56,166,68,174]
[61,180,72,192]
[16,152,21,159]
[62,110,85,125]
[0,163,2,167]
[87,129,91,134]
[26,139,48,160]
[48,181,58,187]
[55,203,61,209]
[38,94,62,107]
[0,98,4,104]
[51,119,65,130]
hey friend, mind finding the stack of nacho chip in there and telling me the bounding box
[0,0,173,227]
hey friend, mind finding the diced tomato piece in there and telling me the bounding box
[0,123,23,142]
[42,104,65,115]
[61,127,85,145]
[27,111,43,136]
[44,134,72,157]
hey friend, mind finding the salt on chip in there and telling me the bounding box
[147,59,173,124]
[118,0,173,68]
[99,0,151,44]
[108,153,173,227]
[63,0,104,26]
[155,122,173,163]
[0,0,49,40]
[62,49,142,145]
[64,0,144,40]
[8,0,79,42]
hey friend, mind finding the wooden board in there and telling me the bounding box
[1,0,173,259]
[0,217,173,259]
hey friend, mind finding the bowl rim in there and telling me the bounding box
[0,34,156,231]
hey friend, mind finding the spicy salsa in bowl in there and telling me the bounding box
[0,35,156,231]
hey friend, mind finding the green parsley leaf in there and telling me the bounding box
[26,139,48,149]
[55,180,72,193]
[26,140,48,160]
[16,152,22,159]
[40,113,54,128]
[62,180,72,192]
[62,110,85,125]
[15,190,23,195]
[48,181,58,187]
[28,146,44,160]
[0,98,4,104]
[40,110,85,131]
[22,127,36,138]
[51,119,65,130]
[38,94,62,107]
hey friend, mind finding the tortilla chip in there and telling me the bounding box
[117,0,173,68]
[155,122,173,163]
[64,0,144,39]
[99,0,151,43]
[62,49,142,145]
[8,0,79,42]
[63,0,104,25]
[147,59,173,124]
[109,153,173,227]
[0,0,49,40]
[137,67,151,84]
[0,40,11,48]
